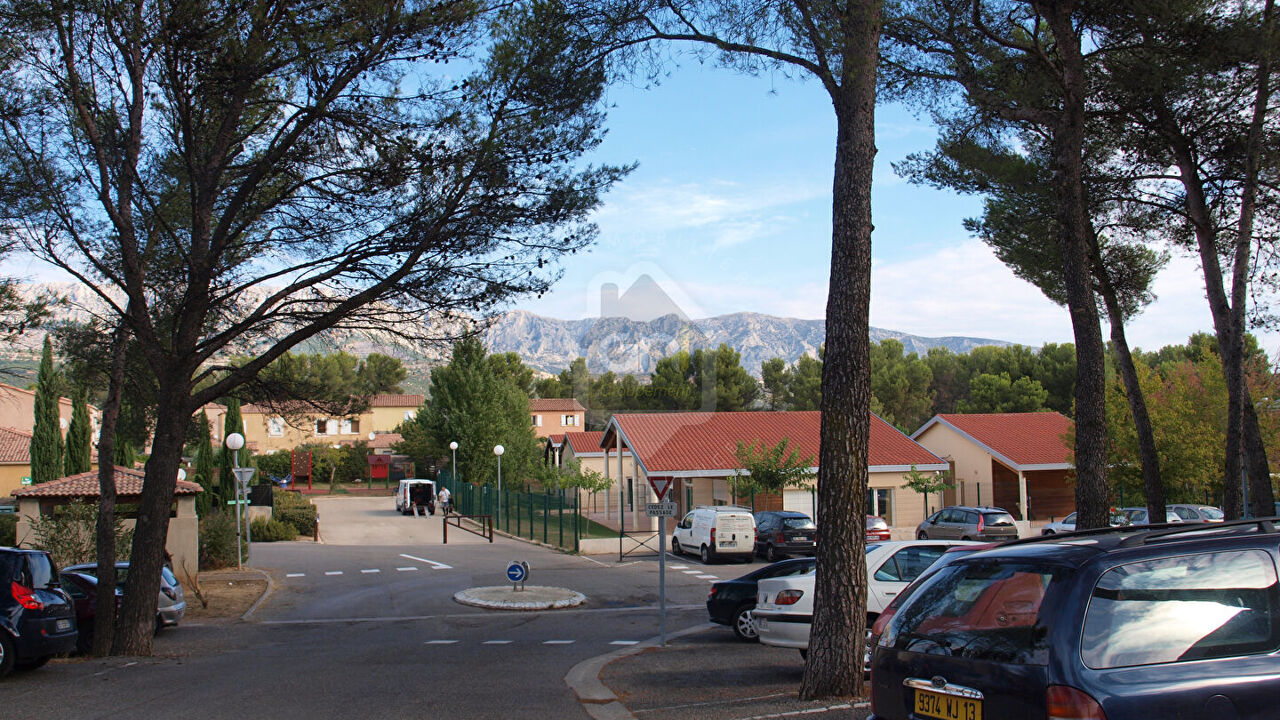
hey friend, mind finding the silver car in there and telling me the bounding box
[63,562,186,629]
[1168,504,1224,523]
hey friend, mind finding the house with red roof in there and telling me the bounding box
[240,393,424,453]
[544,431,636,519]
[599,411,947,534]
[529,398,585,439]
[911,412,1075,528]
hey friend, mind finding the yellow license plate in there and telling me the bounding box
[914,689,982,720]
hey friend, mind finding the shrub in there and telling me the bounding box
[276,506,317,536]
[273,490,310,509]
[0,514,15,546]
[27,500,133,569]
[250,518,298,542]
[199,511,246,569]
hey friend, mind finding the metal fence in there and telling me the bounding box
[438,476,581,553]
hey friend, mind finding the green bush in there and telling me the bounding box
[276,506,317,536]
[250,518,298,542]
[273,490,310,509]
[199,511,246,569]
[0,514,15,546]
[27,500,133,569]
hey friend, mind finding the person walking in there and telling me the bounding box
[438,486,451,515]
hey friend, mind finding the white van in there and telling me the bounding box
[395,479,436,515]
[671,506,756,563]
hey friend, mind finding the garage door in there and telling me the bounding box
[783,489,817,521]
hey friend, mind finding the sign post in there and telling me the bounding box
[646,476,675,646]
[506,560,529,591]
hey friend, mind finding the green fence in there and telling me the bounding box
[438,477,581,553]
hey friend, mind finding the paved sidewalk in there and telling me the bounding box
[572,624,871,720]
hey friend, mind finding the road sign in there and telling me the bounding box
[648,476,673,501]
[225,499,250,505]
[20,476,31,486]
[646,501,678,517]
[232,467,256,488]
[506,560,528,584]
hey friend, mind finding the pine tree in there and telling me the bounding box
[193,413,215,518]
[219,398,245,507]
[30,337,63,484]
[63,386,92,476]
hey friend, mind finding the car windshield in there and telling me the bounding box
[882,560,1066,665]
[1199,507,1225,521]
[26,553,55,589]
[783,517,816,530]
[982,512,1015,526]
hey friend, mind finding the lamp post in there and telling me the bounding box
[494,444,504,529]
[449,441,458,486]
[226,432,251,570]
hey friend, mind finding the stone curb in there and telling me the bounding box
[453,585,587,610]
[564,622,714,720]
[240,568,275,621]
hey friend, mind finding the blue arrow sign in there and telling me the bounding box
[506,561,527,583]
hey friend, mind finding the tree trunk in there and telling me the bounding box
[1038,0,1109,529]
[92,325,129,656]
[799,1,881,699]
[113,383,190,655]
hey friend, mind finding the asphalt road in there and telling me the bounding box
[0,497,866,719]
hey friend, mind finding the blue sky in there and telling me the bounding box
[515,60,1272,357]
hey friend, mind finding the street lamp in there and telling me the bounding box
[226,432,253,570]
[449,441,458,485]
[494,444,504,528]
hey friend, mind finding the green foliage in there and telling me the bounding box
[0,514,16,546]
[242,352,408,419]
[63,386,92,476]
[30,336,63,484]
[275,507,317,536]
[903,466,954,499]
[957,373,1049,414]
[199,512,245,570]
[249,517,298,542]
[254,450,293,482]
[193,413,215,518]
[730,437,816,499]
[293,442,370,485]
[398,338,541,489]
[870,340,934,431]
[26,500,133,569]
[219,398,246,507]
[645,344,760,411]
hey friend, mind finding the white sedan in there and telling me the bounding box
[753,540,981,652]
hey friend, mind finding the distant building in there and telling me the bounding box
[240,394,424,453]
[529,398,585,439]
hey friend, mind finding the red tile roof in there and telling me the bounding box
[565,431,609,456]
[13,466,203,498]
[923,412,1073,468]
[242,394,423,415]
[546,434,565,448]
[605,411,945,475]
[369,394,423,408]
[530,398,585,412]
[368,433,403,450]
[0,426,31,463]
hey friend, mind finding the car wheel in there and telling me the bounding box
[1043,529,1055,536]
[961,536,972,541]
[671,538,682,556]
[765,544,780,563]
[732,605,758,641]
[700,544,711,564]
[76,621,95,655]
[916,531,928,540]
[14,655,49,671]
[0,632,13,678]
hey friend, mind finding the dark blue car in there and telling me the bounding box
[869,520,1280,720]
[1,547,77,677]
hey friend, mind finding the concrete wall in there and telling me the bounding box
[15,495,200,573]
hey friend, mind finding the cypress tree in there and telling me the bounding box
[193,413,215,518]
[30,337,63,484]
[63,386,92,476]
[219,398,245,507]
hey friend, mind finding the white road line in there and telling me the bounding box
[399,553,453,570]
[610,640,640,645]
[324,571,342,576]
[361,569,380,574]
[682,570,702,575]
[669,565,689,570]
[424,640,458,645]
[696,575,718,580]
[483,640,513,645]
[396,567,418,572]
[543,640,575,645]
[286,573,305,578]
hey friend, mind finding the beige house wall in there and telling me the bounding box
[242,404,419,454]
[0,463,29,499]
[914,423,996,511]
[564,445,642,526]
[532,410,585,439]
[15,495,200,573]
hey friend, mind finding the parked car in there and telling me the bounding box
[64,561,186,629]
[753,511,817,561]
[1120,506,1183,525]
[395,478,436,515]
[916,506,1020,541]
[1041,509,1131,535]
[869,520,1280,720]
[754,540,980,655]
[866,516,891,542]
[707,557,817,641]
[1169,503,1225,523]
[0,547,76,677]
[58,571,121,654]
[671,506,756,563]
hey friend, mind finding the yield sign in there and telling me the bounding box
[648,476,673,502]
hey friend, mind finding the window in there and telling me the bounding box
[268,417,285,437]
[1082,550,1280,669]
[531,414,542,427]
[866,488,893,522]
[562,414,577,427]
[873,545,948,583]
[627,478,634,510]
[340,418,360,435]
[315,419,329,435]
[403,410,415,421]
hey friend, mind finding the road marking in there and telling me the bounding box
[730,702,860,719]
[324,571,342,576]
[424,640,458,645]
[669,565,689,570]
[396,567,418,572]
[682,570,702,575]
[286,573,305,578]
[483,640,513,645]
[610,640,640,645]
[399,553,453,570]
[697,574,718,580]
[543,640,575,645]
[361,569,380,574]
